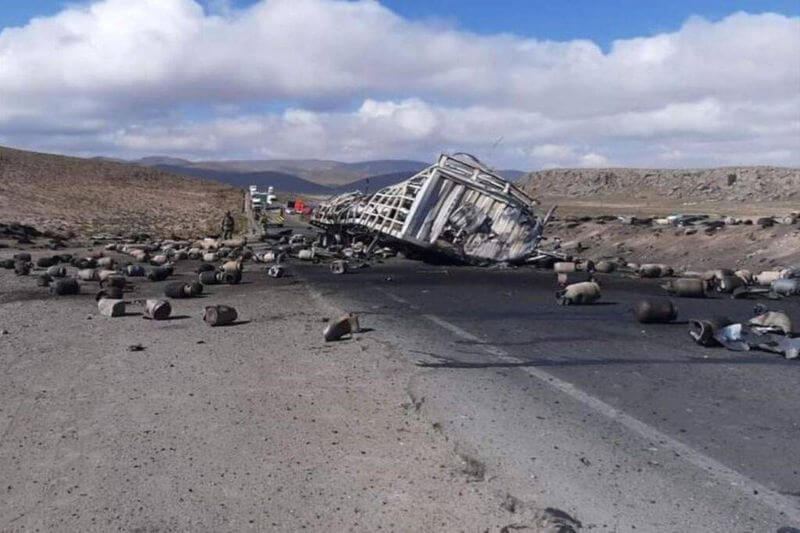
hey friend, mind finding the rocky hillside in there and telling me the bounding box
[0,145,243,238]
[520,167,800,204]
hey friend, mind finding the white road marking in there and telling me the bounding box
[419,312,800,522]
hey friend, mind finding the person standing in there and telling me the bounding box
[221,210,234,240]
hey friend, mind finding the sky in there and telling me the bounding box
[0,0,798,169]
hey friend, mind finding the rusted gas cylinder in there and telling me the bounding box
[150,254,168,266]
[97,298,126,317]
[101,276,126,289]
[715,275,744,293]
[639,264,672,278]
[633,298,678,323]
[164,281,203,298]
[663,278,706,298]
[734,269,753,284]
[72,257,96,269]
[144,299,171,320]
[772,278,800,296]
[196,263,215,273]
[203,305,238,326]
[77,268,97,281]
[46,265,67,278]
[96,286,124,300]
[221,259,242,274]
[702,268,735,282]
[556,281,601,305]
[198,271,219,285]
[50,278,80,295]
[689,317,734,346]
[324,313,360,341]
[96,257,115,269]
[556,272,593,287]
[97,269,118,282]
[594,260,616,273]
[216,269,242,285]
[36,256,58,268]
[755,270,781,286]
[147,266,171,282]
[553,262,576,274]
[14,261,31,276]
[330,260,348,275]
[125,264,146,277]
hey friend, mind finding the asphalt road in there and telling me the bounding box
[294,257,800,532]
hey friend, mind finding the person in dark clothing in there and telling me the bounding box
[221,211,234,240]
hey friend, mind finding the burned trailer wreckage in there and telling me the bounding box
[311,153,556,265]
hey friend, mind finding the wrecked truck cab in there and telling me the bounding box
[310,153,553,265]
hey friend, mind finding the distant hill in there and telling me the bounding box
[0,145,242,238]
[133,157,429,186]
[153,165,332,195]
[331,170,419,193]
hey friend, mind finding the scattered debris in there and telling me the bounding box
[690,307,798,359]
[501,493,523,513]
[267,265,284,278]
[539,507,582,533]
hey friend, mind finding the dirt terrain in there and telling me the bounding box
[521,166,800,212]
[542,215,800,273]
[0,146,243,239]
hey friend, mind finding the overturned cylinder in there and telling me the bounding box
[330,260,348,275]
[663,278,706,298]
[772,278,800,296]
[639,264,672,278]
[553,262,576,274]
[633,298,678,324]
[198,271,219,284]
[323,313,360,341]
[556,281,601,305]
[144,299,172,320]
[46,265,67,278]
[49,278,80,296]
[203,305,238,326]
[97,298,126,317]
[147,266,171,282]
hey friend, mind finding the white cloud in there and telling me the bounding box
[579,153,610,168]
[0,0,798,168]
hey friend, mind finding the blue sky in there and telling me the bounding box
[2,0,798,48]
[0,1,798,167]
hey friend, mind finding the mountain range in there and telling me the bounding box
[123,156,526,195]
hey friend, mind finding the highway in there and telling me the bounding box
[294,256,800,532]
